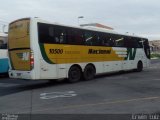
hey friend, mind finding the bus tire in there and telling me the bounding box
[68,66,82,83]
[136,61,143,72]
[83,64,96,81]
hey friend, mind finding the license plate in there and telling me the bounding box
[17,73,21,76]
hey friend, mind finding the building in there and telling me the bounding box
[149,40,160,53]
[80,23,114,30]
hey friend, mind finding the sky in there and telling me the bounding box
[0,0,160,40]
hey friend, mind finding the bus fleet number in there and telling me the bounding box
[49,49,63,54]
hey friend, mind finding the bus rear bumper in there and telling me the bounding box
[9,70,34,79]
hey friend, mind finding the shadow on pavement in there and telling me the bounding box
[0,79,68,97]
[0,70,138,97]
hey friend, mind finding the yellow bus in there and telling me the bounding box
[8,18,150,82]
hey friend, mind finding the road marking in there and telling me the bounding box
[40,91,77,100]
[34,96,160,112]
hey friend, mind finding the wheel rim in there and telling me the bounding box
[87,68,94,78]
[69,67,81,82]
[71,69,80,79]
[138,62,143,71]
[84,65,95,80]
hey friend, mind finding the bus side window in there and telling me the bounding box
[124,37,131,48]
[137,39,143,48]
[114,36,124,47]
[54,26,66,44]
[97,35,102,46]
[74,29,84,45]
[84,31,100,46]
[84,31,93,46]
[3,43,7,49]
[0,43,7,49]
[49,27,54,37]
[48,26,55,43]
[67,28,83,45]
[124,37,137,48]
[100,33,110,47]
[108,37,115,47]
[0,40,3,49]
[38,23,54,43]
[130,38,143,48]
[92,33,100,46]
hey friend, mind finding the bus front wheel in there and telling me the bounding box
[136,61,143,72]
[68,66,82,83]
[83,64,96,80]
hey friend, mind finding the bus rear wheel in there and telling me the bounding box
[83,64,96,80]
[68,66,82,83]
[136,61,143,72]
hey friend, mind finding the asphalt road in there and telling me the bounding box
[0,59,160,115]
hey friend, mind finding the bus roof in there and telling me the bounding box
[12,17,147,40]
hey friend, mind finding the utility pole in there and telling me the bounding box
[78,16,84,26]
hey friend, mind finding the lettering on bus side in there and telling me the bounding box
[88,49,111,54]
[49,49,63,54]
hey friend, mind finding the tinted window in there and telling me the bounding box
[109,34,124,47]
[54,26,66,44]
[38,23,54,43]
[114,35,124,47]
[99,33,124,47]
[0,43,7,49]
[67,28,83,45]
[38,23,146,49]
[143,39,149,48]
[38,23,66,44]
[100,33,111,46]
[84,31,101,46]
[124,36,132,48]
[136,38,143,48]
[124,37,143,48]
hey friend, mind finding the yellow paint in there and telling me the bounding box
[43,44,125,64]
[8,19,30,49]
[10,49,31,71]
[8,19,31,70]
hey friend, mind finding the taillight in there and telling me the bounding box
[30,50,34,69]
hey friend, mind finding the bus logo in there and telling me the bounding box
[16,52,29,61]
[88,49,111,54]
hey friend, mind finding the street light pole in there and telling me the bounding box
[78,16,84,26]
